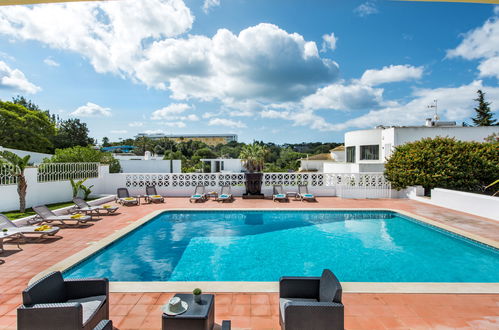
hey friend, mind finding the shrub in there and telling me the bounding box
[46,146,121,173]
[385,137,499,194]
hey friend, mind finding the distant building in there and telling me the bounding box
[201,158,244,173]
[135,133,237,146]
[300,119,499,174]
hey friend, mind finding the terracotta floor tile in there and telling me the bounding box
[351,316,386,330]
[215,293,233,305]
[250,294,270,305]
[231,304,251,316]
[377,316,407,329]
[109,304,134,316]
[250,316,276,329]
[251,304,271,316]
[398,317,432,329]
[137,292,161,305]
[231,316,251,328]
[117,293,143,305]
[233,294,251,305]
[118,315,146,329]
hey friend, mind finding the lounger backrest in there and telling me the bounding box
[273,185,283,195]
[146,186,157,196]
[0,214,16,229]
[117,188,130,199]
[194,185,205,195]
[298,184,308,195]
[32,205,55,219]
[73,197,89,209]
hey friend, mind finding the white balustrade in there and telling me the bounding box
[37,162,100,182]
[0,164,17,185]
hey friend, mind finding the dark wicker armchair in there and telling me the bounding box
[279,269,344,330]
[17,271,109,330]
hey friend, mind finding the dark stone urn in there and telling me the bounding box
[243,172,265,199]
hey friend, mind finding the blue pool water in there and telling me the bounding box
[64,210,499,282]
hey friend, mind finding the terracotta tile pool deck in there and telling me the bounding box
[0,197,498,329]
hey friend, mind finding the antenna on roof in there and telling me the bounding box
[427,99,439,121]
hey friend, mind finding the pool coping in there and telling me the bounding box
[31,208,499,294]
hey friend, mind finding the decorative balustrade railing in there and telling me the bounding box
[123,172,390,193]
[37,162,100,182]
[0,164,17,185]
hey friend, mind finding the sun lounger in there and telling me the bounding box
[273,184,288,202]
[190,185,207,203]
[116,188,139,206]
[32,205,94,226]
[298,184,316,201]
[73,197,119,216]
[145,186,165,203]
[0,214,60,243]
[216,186,234,202]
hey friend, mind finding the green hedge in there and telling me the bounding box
[385,137,499,194]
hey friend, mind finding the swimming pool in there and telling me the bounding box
[63,210,499,282]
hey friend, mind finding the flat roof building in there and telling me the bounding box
[134,133,237,146]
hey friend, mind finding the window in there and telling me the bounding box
[360,145,379,160]
[346,146,355,163]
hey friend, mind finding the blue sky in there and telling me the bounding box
[0,0,498,144]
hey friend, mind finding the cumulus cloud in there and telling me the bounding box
[447,11,499,79]
[71,102,112,117]
[360,65,424,86]
[321,33,337,52]
[43,57,59,67]
[0,61,41,93]
[302,82,384,111]
[137,23,339,103]
[0,0,193,76]
[203,0,220,13]
[208,118,246,128]
[128,121,144,127]
[354,1,378,17]
[151,103,192,120]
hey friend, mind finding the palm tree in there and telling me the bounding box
[0,151,31,212]
[239,143,268,173]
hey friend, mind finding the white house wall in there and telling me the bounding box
[119,160,181,173]
[392,126,499,146]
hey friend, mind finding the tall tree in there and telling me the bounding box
[0,151,31,212]
[102,137,110,147]
[472,90,497,126]
[0,101,55,153]
[53,118,95,149]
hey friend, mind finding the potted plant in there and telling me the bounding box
[193,288,202,303]
[240,143,268,199]
[2,228,8,235]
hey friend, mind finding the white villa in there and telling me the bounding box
[201,158,245,173]
[300,119,499,174]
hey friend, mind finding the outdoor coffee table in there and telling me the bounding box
[286,191,299,200]
[206,191,218,200]
[162,294,214,330]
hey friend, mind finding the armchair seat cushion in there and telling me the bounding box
[279,298,317,321]
[67,295,106,324]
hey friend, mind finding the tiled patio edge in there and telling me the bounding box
[30,207,499,294]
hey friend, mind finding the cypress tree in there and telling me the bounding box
[471,90,497,126]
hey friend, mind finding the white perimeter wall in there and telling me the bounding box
[391,126,499,147]
[0,166,108,212]
[119,160,181,173]
[0,146,53,164]
[411,188,499,221]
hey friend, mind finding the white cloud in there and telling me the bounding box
[0,0,194,76]
[162,121,186,128]
[137,23,339,103]
[203,0,220,13]
[321,33,337,52]
[128,121,144,127]
[447,11,499,79]
[324,80,499,131]
[71,102,112,117]
[302,82,384,111]
[202,112,219,119]
[360,64,424,86]
[43,57,59,67]
[110,129,127,134]
[143,129,164,135]
[354,1,378,17]
[151,103,192,120]
[208,118,246,128]
[0,61,41,93]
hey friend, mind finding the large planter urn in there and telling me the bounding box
[243,172,264,199]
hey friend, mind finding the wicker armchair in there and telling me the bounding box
[17,271,109,330]
[279,269,344,330]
